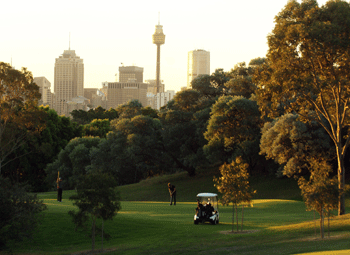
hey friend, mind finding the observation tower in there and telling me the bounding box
[152,15,165,93]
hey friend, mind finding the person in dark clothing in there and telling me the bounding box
[57,177,63,202]
[195,199,203,216]
[168,183,176,205]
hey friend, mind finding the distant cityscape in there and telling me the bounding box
[33,22,210,116]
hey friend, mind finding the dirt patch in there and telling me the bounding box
[219,229,259,235]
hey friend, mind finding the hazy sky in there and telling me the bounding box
[1,0,328,92]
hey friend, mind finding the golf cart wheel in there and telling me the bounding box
[194,220,199,225]
[210,219,217,225]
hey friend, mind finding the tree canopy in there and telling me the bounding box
[254,0,350,215]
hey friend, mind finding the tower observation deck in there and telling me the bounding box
[152,17,165,94]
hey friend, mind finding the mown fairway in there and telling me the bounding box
[8,173,350,255]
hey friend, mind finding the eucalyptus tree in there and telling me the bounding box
[204,95,262,173]
[254,0,350,214]
[0,62,42,175]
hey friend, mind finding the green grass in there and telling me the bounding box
[6,173,350,255]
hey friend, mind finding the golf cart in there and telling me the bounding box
[194,193,219,225]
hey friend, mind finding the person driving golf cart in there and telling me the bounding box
[194,193,219,225]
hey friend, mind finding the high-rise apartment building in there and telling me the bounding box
[187,49,210,89]
[54,49,84,115]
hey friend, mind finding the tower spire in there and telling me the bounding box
[152,14,165,94]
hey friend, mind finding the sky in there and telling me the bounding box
[1,0,329,92]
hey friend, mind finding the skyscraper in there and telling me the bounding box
[187,49,210,89]
[106,66,148,109]
[152,16,165,94]
[54,49,84,115]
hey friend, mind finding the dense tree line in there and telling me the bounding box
[2,1,350,245]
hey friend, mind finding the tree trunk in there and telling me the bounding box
[241,204,244,232]
[337,151,346,215]
[232,204,234,233]
[320,208,324,239]
[236,203,238,232]
[327,212,330,238]
[102,220,104,250]
[314,211,317,237]
[92,218,96,251]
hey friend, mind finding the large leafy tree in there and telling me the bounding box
[4,107,81,191]
[45,137,101,190]
[254,0,350,215]
[159,90,213,176]
[260,113,333,178]
[204,96,262,173]
[0,62,42,175]
[69,172,121,251]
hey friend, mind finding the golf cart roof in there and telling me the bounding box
[197,193,218,198]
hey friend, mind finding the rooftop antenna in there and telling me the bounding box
[158,12,160,25]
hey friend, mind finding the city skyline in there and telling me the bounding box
[1,0,329,92]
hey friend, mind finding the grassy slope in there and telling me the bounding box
[118,171,302,202]
[8,172,350,255]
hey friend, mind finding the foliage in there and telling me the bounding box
[260,113,333,177]
[69,172,121,251]
[254,0,350,214]
[90,115,168,185]
[3,106,82,191]
[0,62,43,175]
[0,176,46,250]
[298,159,339,239]
[214,157,256,232]
[82,119,110,138]
[159,90,214,176]
[45,137,102,190]
[204,95,263,173]
[71,106,118,125]
[191,68,230,99]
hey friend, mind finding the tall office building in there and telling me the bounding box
[107,66,148,109]
[54,49,84,115]
[118,66,144,83]
[152,16,165,94]
[187,49,210,89]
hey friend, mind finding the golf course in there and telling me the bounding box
[7,172,350,255]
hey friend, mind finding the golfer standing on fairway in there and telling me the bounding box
[168,183,176,205]
[57,176,63,202]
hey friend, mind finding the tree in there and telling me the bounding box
[0,176,46,250]
[3,106,82,191]
[298,160,339,239]
[225,61,259,99]
[214,157,256,232]
[82,119,111,138]
[255,0,350,215]
[71,106,118,125]
[260,113,333,178]
[45,137,101,190]
[0,62,42,175]
[159,90,213,176]
[204,95,262,173]
[69,172,121,251]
